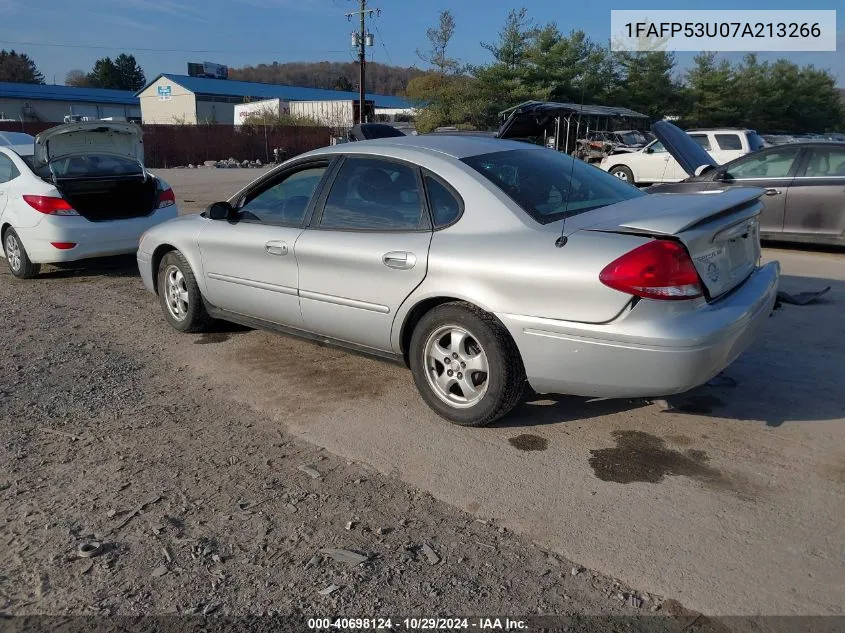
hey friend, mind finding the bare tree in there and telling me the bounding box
[65,69,89,87]
[417,9,459,74]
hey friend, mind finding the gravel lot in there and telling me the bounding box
[1,168,843,630]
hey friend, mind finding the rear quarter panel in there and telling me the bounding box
[392,221,650,351]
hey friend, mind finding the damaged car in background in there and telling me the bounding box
[647,126,845,247]
[0,121,177,278]
[137,122,778,427]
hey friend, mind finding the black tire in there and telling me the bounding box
[609,165,634,183]
[3,227,40,279]
[157,250,210,333]
[409,302,525,427]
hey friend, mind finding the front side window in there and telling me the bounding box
[648,141,667,154]
[320,157,425,230]
[725,147,800,180]
[462,148,645,223]
[803,148,845,177]
[240,165,327,226]
[689,134,712,151]
[715,134,743,151]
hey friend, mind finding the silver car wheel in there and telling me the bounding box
[612,169,629,181]
[423,325,490,409]
[164,265,190,321]
[5,233,22,272]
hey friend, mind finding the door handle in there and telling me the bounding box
[265,240,288,256]
[383,251,416,270]
[764,189,782,196]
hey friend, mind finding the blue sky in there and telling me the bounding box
[2,0,843,88]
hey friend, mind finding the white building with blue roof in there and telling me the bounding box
[136,73,412,126]
[0,82,140,123]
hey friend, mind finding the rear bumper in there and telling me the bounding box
[10,207,178,264]
[498,261,780,398]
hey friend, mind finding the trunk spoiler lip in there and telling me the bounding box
[576,187,764,237]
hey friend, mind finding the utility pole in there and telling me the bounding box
[347,0,379,124]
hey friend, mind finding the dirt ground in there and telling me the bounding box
[1,168,843,631]
[0,255,725,632]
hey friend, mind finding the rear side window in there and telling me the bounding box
[424,174,462,228]
[320,157,425,231]
[715,134,742,150]
[0,154,19,183]
[803,148,845,177]
[462,148,645,223]
[689,134,712,151]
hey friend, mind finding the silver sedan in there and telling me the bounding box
[137,134,779,426]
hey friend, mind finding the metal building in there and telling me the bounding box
[136,74,412,126]
[0,82,140,123]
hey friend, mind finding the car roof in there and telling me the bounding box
[310,134,537,160]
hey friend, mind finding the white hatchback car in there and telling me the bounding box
[0,122,177,278]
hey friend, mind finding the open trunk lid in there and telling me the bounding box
[33,121,144,169]
[651,120,717,178]
[571,187,764,299]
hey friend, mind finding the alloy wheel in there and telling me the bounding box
[164,265,190,321]
[5,233,22,272]
[423,325,490,408]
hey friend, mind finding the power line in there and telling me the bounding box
[373,23,393,66]
[0,39,348,56]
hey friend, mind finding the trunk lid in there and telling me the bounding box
[571,187,764,299]
[33,121,144,169]
[651,120,718,178]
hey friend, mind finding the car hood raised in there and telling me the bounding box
[33,121,144,167]
[651,120,718,178]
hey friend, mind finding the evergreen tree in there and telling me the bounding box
[0,50,45,84]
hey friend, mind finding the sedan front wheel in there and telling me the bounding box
[157,250,210,333]
[409,302,525,426]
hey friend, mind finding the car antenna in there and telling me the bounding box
[556,70,588,248]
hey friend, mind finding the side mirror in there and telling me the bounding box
[644,146,654,154]
[207,201,235,221]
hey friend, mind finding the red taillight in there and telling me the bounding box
[23,195,79,216]
[158,187,176,209]
[599,240,703,301]
[50,242,77,250]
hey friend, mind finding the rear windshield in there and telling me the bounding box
[462,148,645,223]
[0,132,34,146]
[48,154,142,178]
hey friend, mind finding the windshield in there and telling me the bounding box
[462,148,645,223]
[618,132,643,145]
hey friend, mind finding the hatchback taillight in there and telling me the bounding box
[22,195,79,216]
[158,187,176,209]
[599,240,703,301]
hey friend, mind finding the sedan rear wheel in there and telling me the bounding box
[157,250,209,333]
[410,302,525,426]
[610,165,634,183]
[3,228,40,279]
